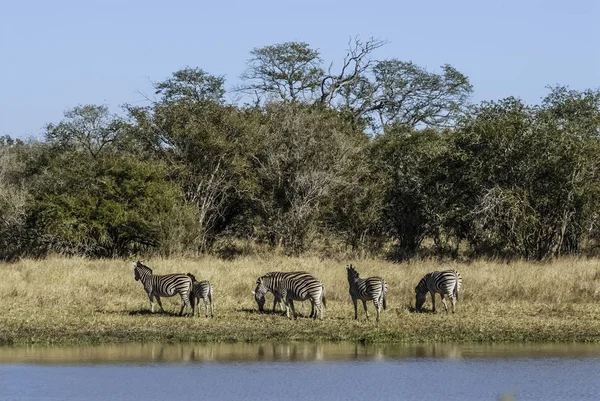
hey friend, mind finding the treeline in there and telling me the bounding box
[1,39,599,261]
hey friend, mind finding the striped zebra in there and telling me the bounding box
[186,273,214,318]
[272,284,326,318]
[133,261,192,316]
[415,270,462,313]
[253,271,326,320]
[346,264,388,322]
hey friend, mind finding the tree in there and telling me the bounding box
[0,137,30,261]
[371,126,450,259]
[153,67,226,104]
[348,60,473,132]
[239,42,324,103]
[127,69,260,252]
[250,103,365,253]
[317,37,387,108]
[446,90,600,259]
[45,105,125,159]
[30,154,186,257]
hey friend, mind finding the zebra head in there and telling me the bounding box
[346,264,359,282]
[252,277,268,312]
[133,261,152,281]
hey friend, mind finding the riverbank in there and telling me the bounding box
[1,256,599,345]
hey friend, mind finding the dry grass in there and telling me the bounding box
[1,256,600,345]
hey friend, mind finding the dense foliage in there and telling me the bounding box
[2,40,599,260]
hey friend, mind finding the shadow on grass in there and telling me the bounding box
[407,305,435,314]
[238,307,286,316]
[238,308,318,319]
[127,309,183,317]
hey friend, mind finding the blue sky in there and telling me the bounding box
[1,0,598,139]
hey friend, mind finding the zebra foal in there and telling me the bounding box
[415,270,462,313]
[253,271,326,320]
[133,261,192,316]
[186,273,214,318]
[346,264,388,322]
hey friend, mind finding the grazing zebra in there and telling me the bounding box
[133,261,192,316]
[187,273,214,318]
[415,270,462,313]
[346,264,388,322]
[272,283,326,318]
[253,271,326,320]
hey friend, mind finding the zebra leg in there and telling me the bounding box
[189,293,196,317]
[451,296,456,313]
[429,291,436,312]
[362,300,369,320]
[203,298,209,318]
[374,300,381,322]
[310,300,319,320]
[440,294,449,313]
[352,297,358,320]
[288,299,297,320]
[179,293,192,316]
[155,296,165,313]
[148,294,155,313]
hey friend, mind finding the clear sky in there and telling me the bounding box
[1,0,598,139]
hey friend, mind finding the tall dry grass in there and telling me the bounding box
[1,256,600,345]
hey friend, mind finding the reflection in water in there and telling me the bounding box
[2,342,600,365]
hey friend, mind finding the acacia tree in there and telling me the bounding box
[341,60,473,132]
[153,67,226,104]
[239,42,324,103]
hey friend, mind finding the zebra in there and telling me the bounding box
[272,283,326,318]
[251,271,310,313]
[186,273,214,318]
[253,271,326,320]
[346,264,388,322]
[133,261,192,316]
[415,270,462,313]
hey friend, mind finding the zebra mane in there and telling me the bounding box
[187,273,197,282]
[134,261,152,273]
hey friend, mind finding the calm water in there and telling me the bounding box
[1,343,600,400]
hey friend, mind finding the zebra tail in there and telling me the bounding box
[453,273,460,301]
[382,279,387,310]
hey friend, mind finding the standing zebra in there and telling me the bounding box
[415,270,462,313]
[346,264,388,322]
[253,271,326,320]
[187,273,214,318]
[133,261,192,316]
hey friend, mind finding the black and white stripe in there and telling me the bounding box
[346,264,388,322]
[133,261,192,316]
[187,273,214,318]
[415,270,462,313]
[253,271,326,320]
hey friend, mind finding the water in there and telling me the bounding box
[1,343,600,400]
